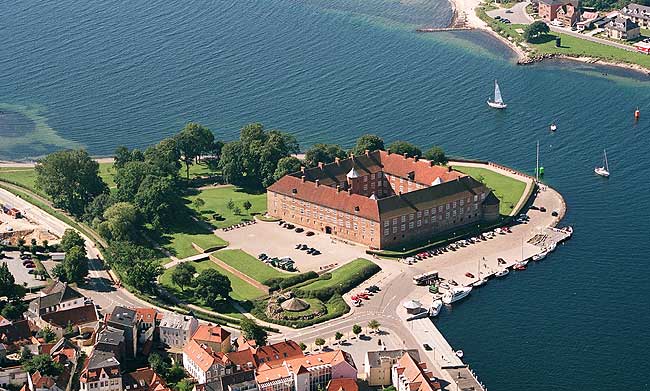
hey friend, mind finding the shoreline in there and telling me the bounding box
[447,0,650,75]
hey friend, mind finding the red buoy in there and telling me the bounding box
[635,108,640,120]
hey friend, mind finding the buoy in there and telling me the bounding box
[635,108,640,120]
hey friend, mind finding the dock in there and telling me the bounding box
[416,10,471,33]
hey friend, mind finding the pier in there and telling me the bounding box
[416,10,471,33]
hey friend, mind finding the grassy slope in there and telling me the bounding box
[187,185,267,229]
[212,249,288,283]
[0,163,116,195]
[301,258,376,291]
[452,166,527,215]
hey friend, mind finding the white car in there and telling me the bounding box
[550,20,564,27]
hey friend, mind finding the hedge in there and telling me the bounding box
[295,261,380,301]
[263,271,319,292]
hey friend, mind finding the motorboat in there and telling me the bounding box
[513,262,527,271]
[487,80,507,109]
[429,299,443,317]
[472,278,488,287]
[519,259,529,266]
[594,149,610,177]
[550,123,557,131]
[495,268,509,277]
[442,286,472,304]
[532,250,548,261]
[455,350,464,358]
[547,242,557,252]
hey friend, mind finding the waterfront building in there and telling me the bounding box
[538,0,579,22]
[390,352,441,391]
[557,3,580,26]
[620,3,650,28]
[267,150,499,250]
[605,16,640,40]
[364,349,420,387]
[159,312,198,350]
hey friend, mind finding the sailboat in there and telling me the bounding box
[487,80,507,109]
[594,149,610,177]
[550,123,557,131]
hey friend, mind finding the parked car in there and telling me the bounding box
[311,250,321,256]
[505,9,513,13]
[423,343,432,351]
[465,272,475,278]
[540,206,547,212]
[502,18,511,23]
[495,15,501,20]
[258,253,268,260]
[300,244,309,251]
[498,257,506,265]
[22,260,34,266]
[305,231,315,236]
[551,210,559,217]
[24,263,35,269]
[28,269,36,274]
[295,227,304,233]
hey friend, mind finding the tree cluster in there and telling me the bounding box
[0,262,27,320]
[52,229,89,284]
[523,21,550,42]
[171,263,232,307]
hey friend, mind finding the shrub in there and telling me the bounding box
[263,271,319,292]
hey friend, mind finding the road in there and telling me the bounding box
[487,2,533,25]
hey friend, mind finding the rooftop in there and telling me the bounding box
[192,324,231,344]
[159,312,195,330]
[108,306,137,327]
[41,303,98,328]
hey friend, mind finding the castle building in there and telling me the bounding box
[267,150,499,249]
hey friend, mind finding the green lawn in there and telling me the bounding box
[151,215,228,259]
[0,162,116,194]
[452,166,527,215]
[160,259,264,310]
[187,185,267,229]
[213,249,288,283]
[298,258,379,294]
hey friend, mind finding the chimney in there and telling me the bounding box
[301,175,306,183]
[403,153,408,160]
[336,185,341,192]
[318,162,324,169]
[414,155,419,162]
[429,161,435,167]
[365,149,370,156]
[335,157,341,165]
[315,179,320,187]
[300,166,305,173]
[386,148,391,155]
[448,166,452,172]
[347,189,352,196]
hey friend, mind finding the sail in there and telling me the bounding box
[494,80,503,104]
[604,149,609,171]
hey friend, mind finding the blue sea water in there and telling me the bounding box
[1,0,650,389]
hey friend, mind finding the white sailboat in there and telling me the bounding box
[595,149,610,177]
[487,80,507,109]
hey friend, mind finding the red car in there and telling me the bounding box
[24,263,35,269]
[502,226,512,233]
[465,272,475,278]
[356,292,370,300]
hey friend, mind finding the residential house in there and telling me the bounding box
[0,319,34,353]
[326,379,358,391]
[106,307,137,359]
[183,339,227,385]
[159,313,198,350]
[25,338,79,391]
[255,350,357,391]
[135,309,158,333]
[364,350,420,387]
[95,327,126,361]
[605,16,640,40]
[26,282,85,320]
[576,11,599,30]
[123,367,172,391]
[79,351,122,391]
[620,3,650,28]
[390,353,441,391]
[254,341,303,366]
[0,366,28,389]
[197,370,259,391]
[191,325,231,353]
[538,0,579,22]
[557,3,580,26]
[37,304,98,338]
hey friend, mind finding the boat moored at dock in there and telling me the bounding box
[442,286,472,304]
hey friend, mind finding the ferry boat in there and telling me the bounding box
[495,268,509,277]
[429,299,443,317]
[442,286,472,304]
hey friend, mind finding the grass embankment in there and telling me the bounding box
[188,185,267,229]
[160,258,266,318]
[452,166,527,215]
[295,258,380,299]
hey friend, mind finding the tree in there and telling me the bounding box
[0,262,16,298]
[20,346,33,363]
[176,379,194,391]
[299,342,307,351]
[226,199,235,211]
[335,332,344,343]
[367,319,381,333]
[219,141,247,186]
[195,269,232,306]
[23,354,63,376]
[314,338,325,349]
[423,146,448,165]
[523,20,550,42]
[304,143,348,167]
[144,137,182,178]
[240,318,268,346]
[389,141,422,158]
[42,240,49,252]
[113,146,144,169]
[273,156,302,180]
[232,206,242,216]
[101,202,140,241]
[82,192,115,225]
[148,353,169,378]
[35,149,108,215]
[114,160,151,202]
[105,241,157,269]
[193,198,205,210]
[61,246,89,284]
[60,229,86,253]
[167,363,185,384]
[37,327,57,343]
[171,263,196,292]
[242,200,252,212]
[352,134,384,155]
[30,244,38,255]
[121,259,163,294]
[352,324,362,337]
[134,175,183,228]
[2,301,27,320]
[175,123,214,179]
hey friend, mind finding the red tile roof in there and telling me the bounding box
[183,339,222,372]
[394,352,441,391]
[191,325,231,345]
[327,378,359,391]
[254,340,304,365]
[41,304,98,328]
[124,367,172,391]
[135,308,157,324]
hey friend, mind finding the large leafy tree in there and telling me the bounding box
[194,269,232,306]
[220,141,247,186]
[82,193,115,225]
[114,160,151,202]
[114,146,144,169]
[423,146,448,165]
[23,355,63,377]
[134,175,182,228]
[171,263,196,292]
[105,241,157,269]
[175,123,215,179]
[60,229,86,253]
[121,258,162,294]
[61,246,89,284]
[0,263,16,298]
[351,134,384,155]
[304,143,348,167]
[523,21,550,42]
[35,149,108,215]
[100,202,140,241]
[144,138,182,178]
[389,141,422,158]
[273,156,302,180]
[240,318,268,346]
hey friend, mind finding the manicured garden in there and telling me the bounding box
[212,249,288,283]
[187,185,267,229]
[295,258,380,298]
[452,166,527,215]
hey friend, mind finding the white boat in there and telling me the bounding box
[487,80,507,109]
[532,250,548,261]
[550,123,557,131]
[442,286,472,304]
[547,242,557,252]
[472,278,488,287]
[517,259,529,267]
[495,268,509,277]
[594,149,610,177]
[429,299,443,317]
[455,350,464,358]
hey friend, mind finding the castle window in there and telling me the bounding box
[417,211,422,218]
[384,228,389,236]
[392,226,397,234]
[363,184,368,191]
[401,224,406,232]
[409,222,414,229]
[364,176,368,182]
[424,209,429,216]
[384,220,389,227]
[417,220,422,227]
[460,199,464,206]
[474,195,478,202]
[401,215,406,223]
[393,218,398,225]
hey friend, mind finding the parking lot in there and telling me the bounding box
[1,251,46,288]
[217,221,369,273]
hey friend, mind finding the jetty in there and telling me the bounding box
[416,10,471,33]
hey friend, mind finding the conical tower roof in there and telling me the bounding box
[281,297,310,312]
